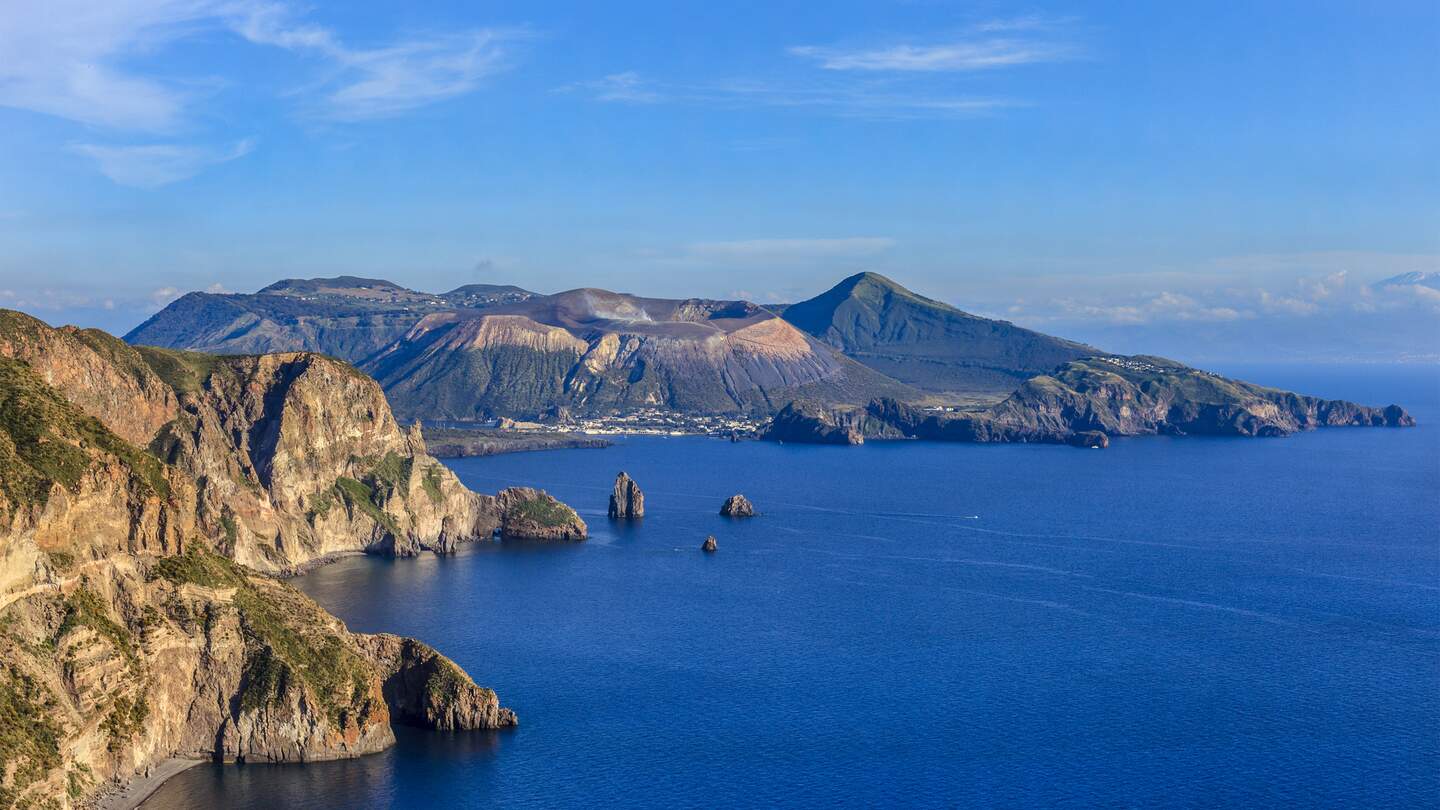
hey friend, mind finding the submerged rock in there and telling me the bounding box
[609,472,645,519]
[498,487,588,541]
[720,494,758,517]
[702,536,718,553]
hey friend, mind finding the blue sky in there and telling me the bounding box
[0,0,1436,360]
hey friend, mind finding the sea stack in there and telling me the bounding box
[702,536,718,553]
[609,471,645,519]
[720,494,757,517]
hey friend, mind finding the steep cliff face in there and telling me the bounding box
[762,401,875,445]
[1,312,509,574]
[0,377,514,808]
[763,356,1415,446]
[355,634,518,730]
[144,349,501,572]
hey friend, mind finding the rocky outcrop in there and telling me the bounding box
[763,356,1414,447]
[143,351,502,573]
[354,634,518,731]
[720,495,757,517]
[423,427,610,458]
[762,401,865,445]
[702,536,717,553]
[608,472,645,519]
[498,488,588,541]
[0,312,549,574]
[0,312,528,809]
[1067,431,1109,449]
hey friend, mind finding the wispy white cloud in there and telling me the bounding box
[70,138,256,188]
[790,40,1077,72]
[0,0,523,183]
[996,261,1440,329]
[790,17,1081,73]
[561,72,663,104]
[230,5,524,121]
[0,0,220,131]
[564,72,1013,120]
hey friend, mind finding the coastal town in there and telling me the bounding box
[438,408,767,439]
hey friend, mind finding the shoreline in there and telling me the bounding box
[280,549,368,578]
[89,758,207,810]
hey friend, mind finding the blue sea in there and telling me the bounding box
[145,364,1440,808]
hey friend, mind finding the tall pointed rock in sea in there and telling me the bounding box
[609,472,645,519]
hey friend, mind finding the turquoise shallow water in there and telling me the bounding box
[145,364,1439,808]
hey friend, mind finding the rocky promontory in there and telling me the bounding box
[0,310,576,574]
[354,634,519,730]
[762,356,1414,447]
[0,310,532,808]
[763,401,866,445]
[498,488,589,541]
[609,472,645,519]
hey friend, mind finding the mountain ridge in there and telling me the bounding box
[780,272,1097,397]
[124,273,1098,417]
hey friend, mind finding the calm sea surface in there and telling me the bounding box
[145,364,1440,808]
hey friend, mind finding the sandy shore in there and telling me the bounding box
[89,758,206,810]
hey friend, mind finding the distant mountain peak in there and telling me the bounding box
[1375,271,1440,290]
[781,273,1095,397]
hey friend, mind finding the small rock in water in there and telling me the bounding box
[720,494,757,517]
[701,536,717,553]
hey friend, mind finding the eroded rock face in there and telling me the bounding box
[701,536,717,553]
[498,488,588,541]
[1067,431,1109,449]
[354,634,519,731]
[0,543,517,808]
[608,472,645,519]
[0,313,529,575]
[761,402,866,445]
[146,353,503,573]
[720,495,757,517]
[0,311,524,808]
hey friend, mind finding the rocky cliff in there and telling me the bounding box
[763,355,1414,446]
[0,328,521,809]
[3,310,517,574]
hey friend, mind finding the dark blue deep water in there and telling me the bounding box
[146,365,1439,808]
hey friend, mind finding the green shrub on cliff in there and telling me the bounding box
[0,663,61,806]
[511,495,580,528]
[0,357,171,513]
